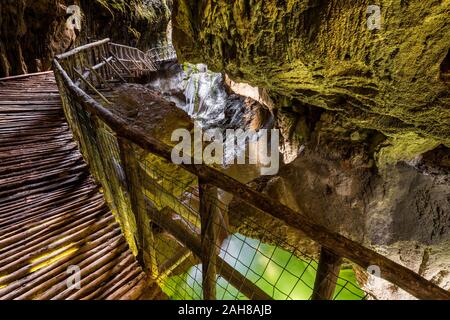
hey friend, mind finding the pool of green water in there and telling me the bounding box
[162,234,365,300]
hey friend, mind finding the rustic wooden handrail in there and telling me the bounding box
[0,71,54,82]
[109,43,156,72]
[54,38,159,106]
[52,57,450,300]
[146,44,177,62]
[56,38,111,60]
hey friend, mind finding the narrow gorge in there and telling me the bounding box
[0,0,449,302]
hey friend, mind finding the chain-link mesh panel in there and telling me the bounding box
[136,156,372,301]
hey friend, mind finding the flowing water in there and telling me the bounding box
[146,63,273,184]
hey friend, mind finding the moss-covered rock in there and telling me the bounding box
[172,0,450,162]
[83,0,172,50]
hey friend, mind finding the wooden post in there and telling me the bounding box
[75,53,85,90]
[86,48,95,85]
[199,181,220,300]
[118,138,159,280]
[88,66,113,91]
[124,51,141,77]
[312,247,343,300]
[110,52,133,76]
[148,206,272,300]
[92,46,102,80]
[102,57,126,83]
[99,44,110,80]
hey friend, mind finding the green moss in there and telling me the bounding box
[376,132,440,167]
[95,0,170,22]
[127,26,141,39]
[172,0,450,164]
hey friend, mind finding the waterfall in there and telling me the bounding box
[182,64,227,127]
[146,62,274,181]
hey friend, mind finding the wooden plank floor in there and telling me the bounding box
[0,72,148,300]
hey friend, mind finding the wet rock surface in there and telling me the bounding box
[172,0,450,156]
[110,83,194,146]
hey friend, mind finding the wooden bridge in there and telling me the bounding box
[0,39,449,300]
[0,72,148,299]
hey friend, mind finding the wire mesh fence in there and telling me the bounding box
[136,156,371,301]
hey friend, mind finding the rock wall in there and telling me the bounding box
[228,110,450,299]
[0,0,171,77]
[81,0,172,50]
[1,0,67,76]
[172,0,450,161]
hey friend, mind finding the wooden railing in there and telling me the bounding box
[109,43,157,73]
[147,44,177,63]
[55,38,161,102]
[52,39,450,300]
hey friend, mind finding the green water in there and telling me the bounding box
[162,234,365,300]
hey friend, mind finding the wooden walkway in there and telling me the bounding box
[0,72,148,300]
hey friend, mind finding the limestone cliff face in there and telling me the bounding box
[172,0,450,158]
[0,0,171,77]
[81,0,172,50]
